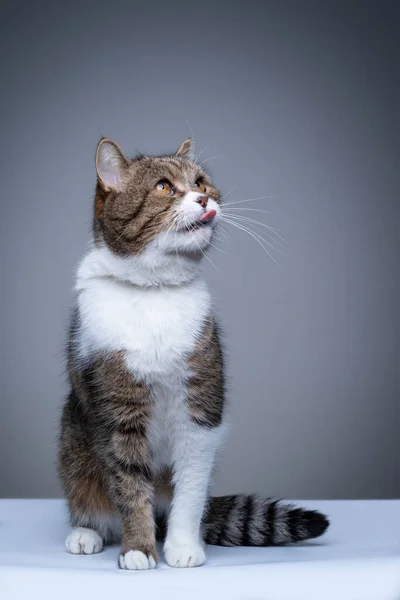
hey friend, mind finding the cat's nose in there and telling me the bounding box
[195,195,208,208]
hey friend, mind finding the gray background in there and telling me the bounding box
[0,1,399,499]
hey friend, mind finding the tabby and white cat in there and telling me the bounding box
[58,138,329,570]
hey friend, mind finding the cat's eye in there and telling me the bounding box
[195,179,207,193]
[156,180,175,196]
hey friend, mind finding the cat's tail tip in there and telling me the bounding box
[301,508,330,539]
[203,495,330,547]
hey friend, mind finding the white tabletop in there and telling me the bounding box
[1,499,400,600]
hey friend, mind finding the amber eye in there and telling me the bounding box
[195,179,207,193]
[156,180,174,196]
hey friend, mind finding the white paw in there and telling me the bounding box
[65,527,103,555]
[119,550,157,571]
[164,542,206,568]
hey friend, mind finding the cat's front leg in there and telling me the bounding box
[92,354,158,570]
[164,418,224,568]
[108,420,157,570]
[164,318,226,568]
[113,463,157,571]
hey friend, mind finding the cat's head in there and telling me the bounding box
[93,138,221,263]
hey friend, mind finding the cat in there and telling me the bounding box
[58,137,329,570]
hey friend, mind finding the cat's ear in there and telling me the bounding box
[95,138,128,191]
[175,138,194,161]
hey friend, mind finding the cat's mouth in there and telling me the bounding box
[178,210,217,233]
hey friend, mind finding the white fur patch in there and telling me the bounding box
[119,550,156,570]
[177,191,206,226]
[76,254,211,381]
[65,527,103,554]
[173,193,221,254]
[162,413,225,549]
[164,542,206,568]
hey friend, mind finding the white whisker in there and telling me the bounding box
[219,187,236,202]
[221,218,280,265]
[223,207,275,216]
[217,224,232,245]
[222,195,277,207]
[200,154,223,167]
[185,119,196,160]
[223,216,284,255]
[195,145,208,163]
[215,226,229,244]
[206,236,228,255]
[174,222,185,280]
[221,213,286,246]
[219,216,280,265]
[188,226,224,275]
[222,217,282,254]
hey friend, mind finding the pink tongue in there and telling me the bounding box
[199,209,217,223]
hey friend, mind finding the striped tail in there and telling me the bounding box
[202,495,329,546]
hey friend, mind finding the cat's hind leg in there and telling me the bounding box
[65,506,121,555]
[59,394,120,555]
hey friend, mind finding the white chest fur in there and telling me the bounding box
[76,267,211,381]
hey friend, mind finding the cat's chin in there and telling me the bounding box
[168,224,215,254]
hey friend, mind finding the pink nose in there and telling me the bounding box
[195,195,208,208]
